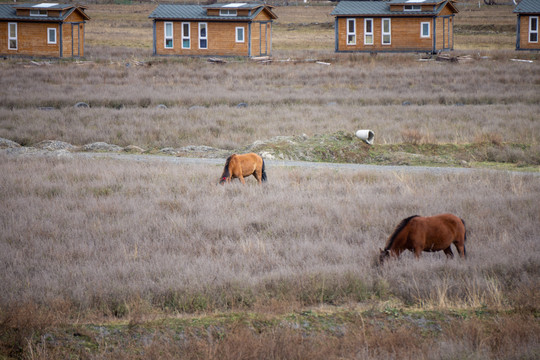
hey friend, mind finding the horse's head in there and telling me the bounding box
[218,176,229,185]
[378,248,390,265]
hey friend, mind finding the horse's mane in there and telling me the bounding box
[384,215,419,250]
[222,154,235,178]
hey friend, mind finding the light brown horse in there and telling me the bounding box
[379,213,467,264]
[219,153,267,185]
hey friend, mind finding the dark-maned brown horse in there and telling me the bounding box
[379,213,467,264]
[219,153,267,185]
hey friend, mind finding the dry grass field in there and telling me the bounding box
[1,2,539,359]
[0,154,538,358]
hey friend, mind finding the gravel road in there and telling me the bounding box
[73,152,539,177]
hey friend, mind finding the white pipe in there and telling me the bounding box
[355,130,375,145]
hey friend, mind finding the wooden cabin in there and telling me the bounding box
[514,0,540,51]
[331,0,458,53]
[0,3,89,58]
[149,3,277,57]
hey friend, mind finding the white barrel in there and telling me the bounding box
[355,130,375,145]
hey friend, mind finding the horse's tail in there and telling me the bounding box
[261,159,267,182]
[385,215,419,251]
[461,218,467,257]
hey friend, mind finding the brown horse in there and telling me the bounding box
[219,153,267,185]
[379,213,467,264]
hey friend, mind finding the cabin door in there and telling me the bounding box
[443,17,450,50]
[260,22,268,56]
[71,23,80,57]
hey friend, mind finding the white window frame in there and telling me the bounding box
[235,26,244,43]
[30,9,48,16]
[364,18,373,45]
[382,18,391,45]
[529,16,538,43]
[8,22,17,50]
[346,18,356,46]
[420,22,430,38]
[164,22,173,49]
[219,9,237,17]
[182,22,190,49]
[404,5,421,11]
[47,27,57,44]
[199,22,208,49]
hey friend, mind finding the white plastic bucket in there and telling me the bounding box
[355,130,375,145]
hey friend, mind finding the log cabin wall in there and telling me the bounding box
[155,20,250,56]
[336,16,437,52]
[517,15,540,50]
[0,22,60,56]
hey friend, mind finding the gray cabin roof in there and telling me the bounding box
[149,3,276,21]
[514,0,540,14]
[0,3,89,21]
[331,0,456,17]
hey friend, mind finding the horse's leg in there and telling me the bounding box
[255,170,262,184]
[443,247,454,259]
[413,247,422,259]
[239,174,246,184]
[455,242,466,259]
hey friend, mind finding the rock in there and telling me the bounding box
[236,102,248,108]
[260,151,275,160]
[39,107,55,111]
[34,140,76,151]
[124,145,145,153]
[74,102,90,108]
[45,149,73,158]
[0,137,21,149]
[159,147,179,155]
[82,142,123,152]
[4,147,39,155]
[188,105,206,111]
[156,104,168,109]
[179,145,219,152]
[402,101,411,106]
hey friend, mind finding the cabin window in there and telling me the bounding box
[364,18,373,45]
[346,18,356,45]
[199,23,207,49]
[30,9,48,16]
[530,16,538,43]
[236,26,244,43]
[164,22,173,49]
[47,28,57,44]
[8,23,17,50]
[220,9,237,16]
[404,5,421,11]
[421,22,430,38]
[382,18,391,45]
[182,22,190,49]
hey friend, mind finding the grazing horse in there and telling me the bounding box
[219,153,267,185]
[379,213,467,264]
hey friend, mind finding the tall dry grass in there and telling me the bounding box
[0,154,538,315]
[1,153,538,357]
[1,58,538,149]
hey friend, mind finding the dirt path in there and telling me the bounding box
[74,152,539,177]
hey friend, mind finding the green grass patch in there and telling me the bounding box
[248,131,540,171]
